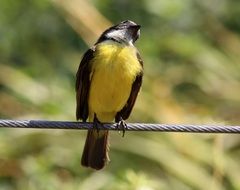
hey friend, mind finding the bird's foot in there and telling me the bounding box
[116,117,128,137]
[93,113,102,134]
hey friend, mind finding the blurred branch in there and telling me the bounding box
[0,64,49,105]
[0,92,34,117]
[51,0,111,46]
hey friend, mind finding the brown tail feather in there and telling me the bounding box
[81,129,109,170]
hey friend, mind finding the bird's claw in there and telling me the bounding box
[93,113,102,134]
[116,119,128,137]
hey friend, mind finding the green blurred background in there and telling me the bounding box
[0,0,240,189]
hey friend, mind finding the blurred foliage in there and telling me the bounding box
[0,0,240,189]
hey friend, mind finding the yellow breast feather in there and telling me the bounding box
[88,41,142,122]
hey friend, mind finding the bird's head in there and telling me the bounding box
[97,20,141,45]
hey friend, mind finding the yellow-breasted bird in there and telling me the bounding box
[76,20,143,170]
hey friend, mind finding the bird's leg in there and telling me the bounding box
[93,113,102,134]
[116,116,128,137]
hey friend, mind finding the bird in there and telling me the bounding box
[76,20,143,170]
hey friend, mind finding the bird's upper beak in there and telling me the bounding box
[129,25,141,42]
[130,24,141,30]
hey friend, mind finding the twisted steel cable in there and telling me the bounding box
[0,119,239,133]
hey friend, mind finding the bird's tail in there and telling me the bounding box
[81,129,109,170]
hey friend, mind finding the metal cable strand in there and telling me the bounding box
[0,119,240,133]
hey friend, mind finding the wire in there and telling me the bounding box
[0,119,239,134]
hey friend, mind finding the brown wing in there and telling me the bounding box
[115,52,143,121]
[76,47,95,121]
